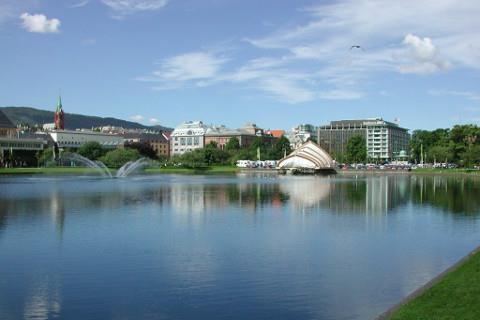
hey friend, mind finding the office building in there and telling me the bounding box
[317,118,409,161]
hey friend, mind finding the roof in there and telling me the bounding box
[277,141,334,169]
[205,126,245,136]
[0,110,15,129]
[266,130,285,138]
[122,132,169,143]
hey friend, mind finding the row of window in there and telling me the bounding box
[0,142,43,149]
[172,136,201,146]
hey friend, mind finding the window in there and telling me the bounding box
[180,137,186,145]
[187,137,192,145]
[194,136,200,145]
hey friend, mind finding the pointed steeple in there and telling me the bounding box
[54,95,65,130]
[56,95,63,112]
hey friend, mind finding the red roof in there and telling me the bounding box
[266,130,285,138]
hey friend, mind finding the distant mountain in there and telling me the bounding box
[0,107,172,131]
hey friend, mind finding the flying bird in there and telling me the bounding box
[350,45,364,51]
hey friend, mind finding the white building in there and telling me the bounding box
[287,124,317,149]
[170,121,209,156]
[49,130,124,149]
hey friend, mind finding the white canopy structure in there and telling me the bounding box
[277,141,335,173]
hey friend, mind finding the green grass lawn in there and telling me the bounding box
[412,168,480,175]
[387,249,480,320]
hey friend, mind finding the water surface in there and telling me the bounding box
[1,173,479,319]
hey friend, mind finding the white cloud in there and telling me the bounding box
[101,0,168,16]
[258,78,315,104]
[70,0,90,8]
[404,34,435,60]
[149,118,160,124]
[398,34,451,74]
[130,115,144,122]
[139,0,480,104]
[318,90,364,100]
[428,90,480,101]
[20,13,60,33]
[246,0,480,79]
[137,51,228,89]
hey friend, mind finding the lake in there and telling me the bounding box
[1,173,479,319]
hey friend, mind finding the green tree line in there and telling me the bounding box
[410,124,480,167]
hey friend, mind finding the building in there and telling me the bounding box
[0,109,16,138]
[122,132,170,158]
[49,130,124,149]
[0,111,47,167]
[241,123,264,136]
[287,124,317,149]
[170,121,208,156]
[54,96,65,130]
[317,118,410,161]
[204,125,255,149]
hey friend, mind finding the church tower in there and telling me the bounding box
[54,96,65,130]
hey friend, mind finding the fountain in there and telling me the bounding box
[61,152,112,177]
[116,158,149,178]
[60,153,149,178]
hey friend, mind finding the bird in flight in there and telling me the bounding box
[350,45,364,50]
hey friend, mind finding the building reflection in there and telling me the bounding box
[0,174,479,236]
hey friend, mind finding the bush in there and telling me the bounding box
[100,148,140,168]
[78,141,105,160]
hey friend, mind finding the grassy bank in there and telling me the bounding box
[0,167,113,175]
[412,168,480,175]
[0,165,240,176]
[384,248,480,320]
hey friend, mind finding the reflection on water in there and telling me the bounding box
[0,174,479,320]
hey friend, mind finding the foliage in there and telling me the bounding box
[168,136,288,168]
[225,137,240,151]
[269,136,292,160]
[125,141,157,159]
[345,135,366,163]
[410,124,480,167]
[77,141,105,160]
[36,148,55,166]
[99,148,140,168]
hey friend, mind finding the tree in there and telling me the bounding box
[225,137,240,151]
[204,141,229,165]
[345,135,366,163]
[428,145,453,163]
[269,136,292,159]
[36,148,55,166]
[100,148,140,168]
[125,141,157,159]
[78,141,105,160]
[460,145,480,168]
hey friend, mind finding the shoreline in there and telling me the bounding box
[1,166,479,177]
[377,245,480,319]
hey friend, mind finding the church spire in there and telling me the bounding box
[56,95,63,112]
[54,95,65,130]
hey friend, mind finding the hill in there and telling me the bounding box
[0,107,172,131]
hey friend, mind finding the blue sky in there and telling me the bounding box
[0,0,479,131]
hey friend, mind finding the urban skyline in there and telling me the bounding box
[0,0,479,131]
